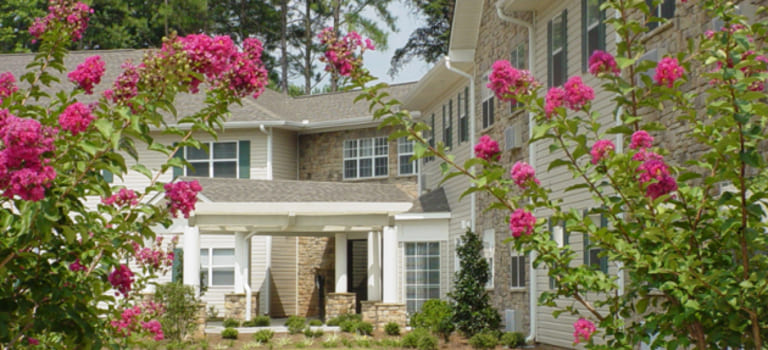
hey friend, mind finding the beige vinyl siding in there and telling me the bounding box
[270,235,297,317]
[272,129,298,180]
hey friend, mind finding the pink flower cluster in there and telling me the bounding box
[588,50,620,76]
[510,161,540,189]
[108,264,134,297]
[590,139,615,165]
[0,72,18,105]
[69,258,86,272]
[68,55,105,94]
[132,240,175,270]
[0,110,57,201]
[654,57,685,88]
[102,188,139,207]
[631,131,677,200]
[105,62,140,105]
[509,208,536,238]
[573,318,596,344]
[629,130,653,150]
[474,135,501,161]
[111,304,164,341]
[544,87,565,119]
[164,180,202,218]
[29,0,93,42]
[318,27,375,78]
[59,102,95,135]
[140,320,164,341]
[487,60,538,104]
[563,76,595,110]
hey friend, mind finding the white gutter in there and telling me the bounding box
[444,57,477,233]
[258,125,273,180]
[495,1,538,343]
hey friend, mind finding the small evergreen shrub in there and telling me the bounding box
[304,327,324,338]
[339,319,358,333]
[500,331,525,348]
[468,331,498,349]
[410,299,454,341]
[221,327,239,340]
[252,329,274,343]
[222,318,240,328]
[402,329,434,349]
[327,313,361,326]
[309,319,323,326]
[286,315,307,334]
[356,321,373,335]
[384,322,400,336]
[417,334,438,350]
[243,315,270,327]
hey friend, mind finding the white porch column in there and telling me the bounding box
[182,225,200,295]
[234,232,248,293]
[367,231,382,301]
[335,233,348,293]
[382,226,398,303]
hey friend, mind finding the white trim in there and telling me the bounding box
[183,141,239,178]
[394,212,452,220]
[195,202,412,216]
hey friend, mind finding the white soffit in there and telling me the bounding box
[402,58,473,111]
[449,0,484,52]
[498,0,557,12]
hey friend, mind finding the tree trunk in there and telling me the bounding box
[280,0,288,93]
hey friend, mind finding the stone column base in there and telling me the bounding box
[361,301,406,330]
[224,292,260,321]
[326,292,356,320]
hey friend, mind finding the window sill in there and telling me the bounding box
[343,175,390,181]
[509,287,527,293]
[641,20,674,43]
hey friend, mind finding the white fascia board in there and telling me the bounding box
[447,49,476,62]
[194,201,413,216]
[394,212,452,221]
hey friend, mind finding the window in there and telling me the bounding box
[510,44,527,111]
[458,87,469,143]
[343,137,389,179]
[549,219,568,289]
[584,211,608,273]
[482,72,495,129]
[398,137,417,175]
[405,242,441,314]
[200,248,235,287]
[582,0,606,72]
[483,229,495,289]
[510,251,526,289]
[645,0,675,31]
[548,10,568,87]
[184,142,238,178]
[442,101,453,148]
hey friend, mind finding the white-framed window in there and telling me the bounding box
[510,250,526,289]
[200,248,235,287]
[398,137,417,175]
[405,242,441,314]
[548,10,568,87]
[645,0,675,31]
[184,141,238,178]
[584,211,608,273]
[483,229,495,289]
[482,71,495,129]
[343,137,388,179]
[583,0,605,72]
[458,87,469,143]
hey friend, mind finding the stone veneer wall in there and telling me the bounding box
[223,292,259,321]
[326,292,356,320]
[296,236,336,317]
[360,301,407,330]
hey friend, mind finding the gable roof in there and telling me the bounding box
[407,187,451,213]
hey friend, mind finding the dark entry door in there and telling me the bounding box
[347,239,368,312]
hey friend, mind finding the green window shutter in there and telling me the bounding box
[599,213,609,273]
[583,209,590,265]
[581,0,588,72]
[548,217,556,290]
[561,9,568,83]
[172,143,184,178]
[457,92,462,144]
[430,114,435,148]
[448,99,453,148]
[547,19,553,87]
[238,140,250,179]
[102,170,113,183]
[171,248,183,282]
[599,1,607,52]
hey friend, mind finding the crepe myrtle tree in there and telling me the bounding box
[320,0,768,348]
[0,0,267,347]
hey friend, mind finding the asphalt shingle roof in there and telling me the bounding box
[408,187,451,213]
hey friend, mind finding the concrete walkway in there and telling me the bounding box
[205,318,341,334]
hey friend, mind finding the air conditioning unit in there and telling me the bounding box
[505,309,523,333]
[504,124,522,151]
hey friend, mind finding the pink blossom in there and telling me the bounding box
[654,57,685,88]
[704,30,715,39]
[474,135,501,161]
[107,62,139,104]
[0,72,18,104]
[0,111,57,201]
[646,174,678,199]
[573,318,596,344]
[544,87,566,119]
[636,154,677,199]
[69,258,86,272]
[590,139,615,165]
[487,60,537,103]
[27,337,39,345]
[629,130,653,150]
[29,0,93,42]
[141,320,164,341]
[102,188,139,207]
[588,50,620,76]
[108,264,134,297]
[637,159,669,184]
[509,209,536,238]
[68,55,105,94]
[59,102,95,135]
[563,76,595,111]
[632,149,664,162]
[164,180,202,218]
[510,161,540,188]
[318,28,374,79]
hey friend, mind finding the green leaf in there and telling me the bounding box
[548,158,571,171]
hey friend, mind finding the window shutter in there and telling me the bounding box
[599,213,609,273]
[448,99,453,148]
[561,9,568,82]
[547,19,553,87]
[581,0,588,72]
[430,114,435,147]
[172,143,183,178]
[599,1,607,52]
[102,170,113,183]
[238,140,250,179]
[583,209,590,265]
[457,92,462,144]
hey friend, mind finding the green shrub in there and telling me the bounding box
[417,334,438,350]
[376,338,402,347]
[402,329,433,349]
[468,331,498,349]
[410,299,454,341]
[222,318,240,328]
[304,327,324,338]
[384,322,400,336]
[221,327,239,340]
[339,319,358,333]
[340,337,354,347]
[355,336,372,348]
[243,315,270,327]
[356,321,373,335]
[154,282,202,342]
[252,329,274,343]
[309,319,323,326]
[500,331,525,348]
[327,313,361,326]
[286,315,307,334]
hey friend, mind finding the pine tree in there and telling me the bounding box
[449,229,501,337]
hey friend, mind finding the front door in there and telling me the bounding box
[347,239,368,313]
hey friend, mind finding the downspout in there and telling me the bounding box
[495,2,537,343]
[444,57,477,233]
[259,124,273,180]
[257,125,272,316]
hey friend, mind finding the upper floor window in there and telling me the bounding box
[443,100,453,148]
[344,137,388,179]
[458,87,469,143]
[582,0,606,72]
[510,250,526,289]
[584,211,608,273]
[482,72,495,129]
[510,43,527,111]
[645,0,675,31]
[200,248,234,287]
[398,137,417,176]
[548,10,568,87]
[184,141,238,178]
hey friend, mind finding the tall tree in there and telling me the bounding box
[0,0,46,53]
[389,0,453,76]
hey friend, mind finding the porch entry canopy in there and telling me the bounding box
[183,177,416,234]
